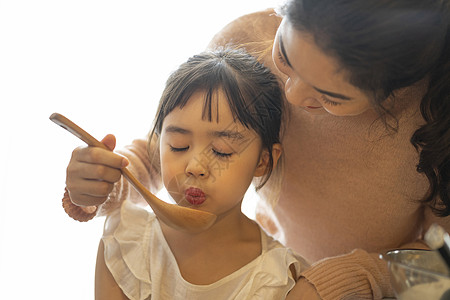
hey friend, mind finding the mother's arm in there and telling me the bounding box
[207,8,285,81]
[286,207,450,300]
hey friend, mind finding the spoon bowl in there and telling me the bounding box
[50,113,217,233]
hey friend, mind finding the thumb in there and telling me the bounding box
[101,134,116,151]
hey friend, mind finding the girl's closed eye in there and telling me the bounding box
[169,145,233,158]
[320,94,342,106]
[170,145,189,152]
[212,148,233,159]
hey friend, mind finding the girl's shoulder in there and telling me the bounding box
[236,228,309,299]
[101,200,158,300]
[260,228,310,272]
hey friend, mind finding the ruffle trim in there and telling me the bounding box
[248,246,307,298]
[102,200,153,300]
[102,200,308,299]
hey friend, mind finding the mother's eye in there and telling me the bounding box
[320,95,342,106]
[277,50,288,67]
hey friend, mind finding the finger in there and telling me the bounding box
[68,161,122,183]
[82,163,122,183]
[67,179,114,200]
[80,180,115,198]
[73,146,128,169]
[68,192,109,207]
[101,134,116,151]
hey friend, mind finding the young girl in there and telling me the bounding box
[94,48,308,299]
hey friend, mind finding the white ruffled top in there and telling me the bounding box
[102,200,309,300]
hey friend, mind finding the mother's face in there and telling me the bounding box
[272,19,373,116]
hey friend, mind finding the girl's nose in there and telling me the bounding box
[284,77,322,108]
[185,154,209,178]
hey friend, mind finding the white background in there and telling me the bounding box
[0,0,282,298]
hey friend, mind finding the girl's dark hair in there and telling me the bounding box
[281,0,450,215]
[150,48,284,190]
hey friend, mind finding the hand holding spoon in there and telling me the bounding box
[50,113,217,233]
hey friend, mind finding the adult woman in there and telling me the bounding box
[64,0,450,298]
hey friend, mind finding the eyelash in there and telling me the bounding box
[320,95,341,106]
[277,51,288,67]
[278,49,343,107]
[169,146,233,158]
[212,149,233,158]
[170,146,189,152]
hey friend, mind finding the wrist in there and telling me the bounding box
[62,188,97,222]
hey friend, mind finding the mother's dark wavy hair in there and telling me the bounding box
[282,0,450,215]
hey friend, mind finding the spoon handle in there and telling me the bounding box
[50,113,108,149]
[49,113,158,205]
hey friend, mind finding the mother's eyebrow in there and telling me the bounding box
[279,34,293,68]
[313,87,353,100]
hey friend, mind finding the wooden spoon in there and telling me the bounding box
[50,113,217,233]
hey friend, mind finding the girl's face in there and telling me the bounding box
[272,19,373,116]
[159,90,275,219]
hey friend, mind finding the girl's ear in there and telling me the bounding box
[254,143,282,177]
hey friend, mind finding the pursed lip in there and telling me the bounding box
[185,187,206,205]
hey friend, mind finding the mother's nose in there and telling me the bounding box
[284,77,322,108]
